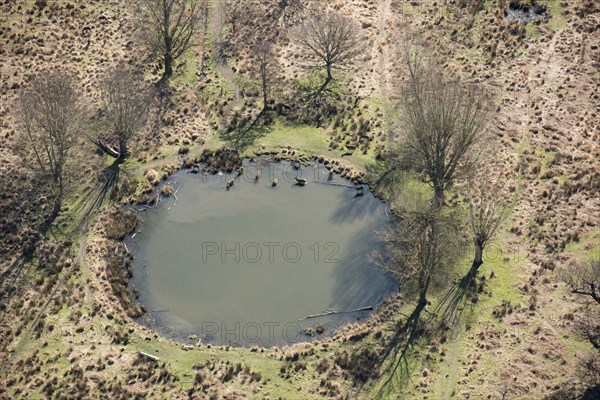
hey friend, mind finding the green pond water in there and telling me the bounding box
[127,160,396,347]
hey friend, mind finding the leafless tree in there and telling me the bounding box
[18,72,85,217]
[497,383,513,400]
[225,0,244,35]
[436,164,515,320]
[229,43,280,147]
[296,12,365,94]
[465,164,515,279]
[373,202,464,394]
[255,42,277,112]
[396,45,490,206]
[377,205,463,308]
[139,0,201,84]
[274,0,304,26]
[197,0,210,78]
[90,66,151,161]
[560,259,600,305]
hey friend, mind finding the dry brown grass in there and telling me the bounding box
[0,0,598,398]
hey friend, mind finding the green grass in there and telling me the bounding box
[370,226,528,399]
[557,174,569,185]
[521,0,567,38]
[196,58,235,101]
[128,336,320,399]
[203,130,227,150]
[238,119,387,172]
[171,49,199,89]
[544,0,567,31]
[245,122,329,156]
[536,147,555,178]
[525,23,542,38]
[563,227,600,262]
[514,138,532,157]
[476,237,523,306]
[404,178,434,201]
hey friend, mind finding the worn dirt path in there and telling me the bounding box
[211,0,240,103]
[378,0,392,137]
[437,313,463,399]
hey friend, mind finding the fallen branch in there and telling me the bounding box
[299,306,374,321]
[89,136,120,159]
[313,181,356,189]
[139,352,160,362]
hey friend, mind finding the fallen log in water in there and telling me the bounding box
[313,181,355,189]
[295,177,308,186]
[299,306,374,321]
[139,352,160,362]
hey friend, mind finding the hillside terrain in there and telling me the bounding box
[0,0,598,399]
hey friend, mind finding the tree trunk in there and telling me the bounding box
[418,268,432,309]
[118,137,129,160]
[316,74,332,98]
[313,64,333,97]
[418,291,428,309]
[591,284,600,305]
[474,242,483,265]
[467,243,484,280]
[262,77,269,111]
[161,52,173,83]
[91,137,120,159]
[434,184,445,207]
[40,197,61,232]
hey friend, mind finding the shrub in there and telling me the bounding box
[145,169,160,185]
[161,185,174,197]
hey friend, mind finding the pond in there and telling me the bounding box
[505,1,547,23]
[127,160,396,347]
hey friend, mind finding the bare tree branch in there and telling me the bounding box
[139,0,201,84]
[375,203,464,307]
[296,12,365,94]
[91,66,152,160]
[394,44,490,206]
[273,0,304,27]
[560,259,600,305]
[466,162,516,271]
[17,72,86,216]
[254,42,278,112]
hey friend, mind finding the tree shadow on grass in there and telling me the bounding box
[372,268,494,399]
[0,188,48,297]
[434,271,479,324]
[71,157,126,229]
[371,271,482,398]
[581,384,600,400]
[219,109,272,150]
[543,384,600,400]
[371,300,429,399]
[292,70,348,125]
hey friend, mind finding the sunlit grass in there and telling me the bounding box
[563,227,600,262]
[544,0,567,31]
[171,48,199,89]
